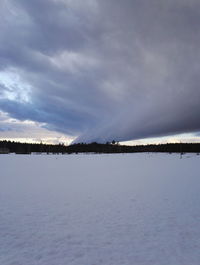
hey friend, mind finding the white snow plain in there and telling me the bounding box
[0,153,200,265]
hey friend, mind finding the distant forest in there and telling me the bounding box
[0,140,200,154]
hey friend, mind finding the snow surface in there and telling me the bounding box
[0,153,200,265]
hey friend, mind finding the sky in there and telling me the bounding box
[0,0,200,145]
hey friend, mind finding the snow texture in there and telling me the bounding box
[0,153,200,265]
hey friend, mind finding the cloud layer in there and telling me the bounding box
[0,0,200,143]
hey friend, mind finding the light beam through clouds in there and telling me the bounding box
[0,0,200,144]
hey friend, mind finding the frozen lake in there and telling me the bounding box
[0,153,200,265]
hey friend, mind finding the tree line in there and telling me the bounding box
[0,140,200,154]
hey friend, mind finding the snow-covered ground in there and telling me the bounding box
[0,153,200,265]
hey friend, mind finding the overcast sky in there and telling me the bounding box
[0,0,200,144]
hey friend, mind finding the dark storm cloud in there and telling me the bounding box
[0,0,200,142]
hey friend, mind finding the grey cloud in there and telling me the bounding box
[0,0,200,143]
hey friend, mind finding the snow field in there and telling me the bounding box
[0,153,200,265]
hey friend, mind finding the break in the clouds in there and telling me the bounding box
[0,0,200,143]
